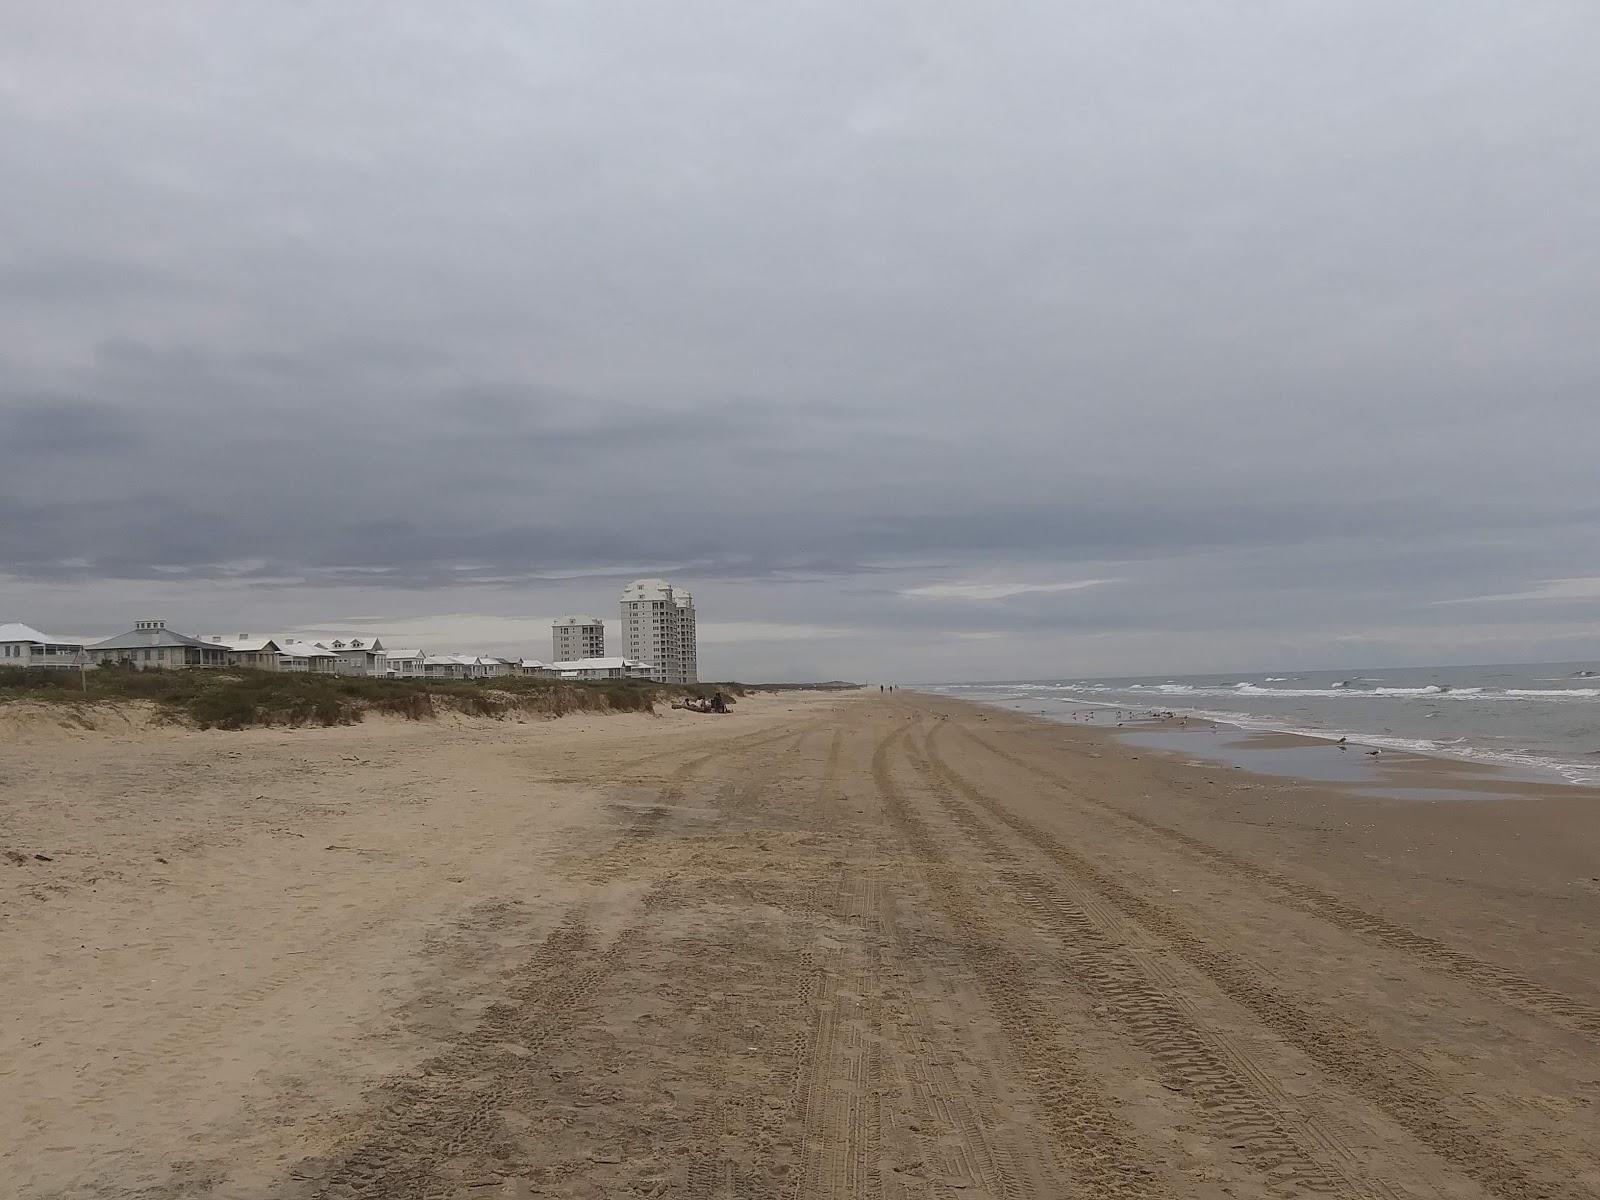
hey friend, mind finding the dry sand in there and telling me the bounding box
[3,691,1598,1199]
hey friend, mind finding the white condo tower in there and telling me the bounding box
[620,579,697,684]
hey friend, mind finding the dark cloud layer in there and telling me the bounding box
[2,3,1598,678]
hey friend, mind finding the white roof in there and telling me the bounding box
[621,578,675,601]
[386,648,425,660]
[555,656,653,671]
[288,633,386,651]
[553,615,604,626]
[203,634,282,652]
[279,640,339,659]
[0,622,78,645]
[520,658,551,668]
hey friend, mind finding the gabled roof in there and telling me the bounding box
[0,622,80,646]
[311,636,385,652]
[554,656,653,671]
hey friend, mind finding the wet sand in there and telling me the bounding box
[3,690,1598,1198]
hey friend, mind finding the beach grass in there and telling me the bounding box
[0,664,739,730]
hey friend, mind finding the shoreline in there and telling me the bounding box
[932,686,1600,788]
[914,693,1600,984]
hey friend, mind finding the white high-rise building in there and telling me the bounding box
[620,579,697,684]
[552,615,605,662]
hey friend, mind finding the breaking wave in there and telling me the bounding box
[959,681,1600,703]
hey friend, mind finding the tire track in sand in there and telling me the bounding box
[671,725,843,1198]
[565,721,818,791]
[105,720,772,1097]
[788,868,884,1200]
[583,725,800,883]
[788,722,890,1199]
[876,856,1069,1199]
[796,720,1066,1199]
[905,735,1393,1200]
[302,902,654,1199]
[871,723,1167,1199]
[962,725,1600,1040]
[294,723,787,1197]
[929,726,1577,1200]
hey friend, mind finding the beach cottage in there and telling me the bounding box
[319,637,388,677]
[0,623,86,669]
[386,649,426,678]
[421,653,476,680]
[277,640,341,674]
[203,635,283,671]
[90,620,228,670]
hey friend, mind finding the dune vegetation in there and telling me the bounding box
[0,664,741,731]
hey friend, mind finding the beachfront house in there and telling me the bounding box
[422,654,470,680]
[277,639,341,674]
[554,656,656,681]
[319,637,388,677]
[89,620,229,670]
[422,654,468,680]
[203,635,283,671]
[0,623,87,669]
[386,649,426,678]
[519,659,555,676]
[417,654,510,680]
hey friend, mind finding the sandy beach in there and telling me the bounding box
[4,690,1599,1199]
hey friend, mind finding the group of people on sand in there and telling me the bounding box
[674,691,731,714]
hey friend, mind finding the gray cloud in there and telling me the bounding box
[0,396,144,454]
[2,2,1598,678]
[0,253,184,304]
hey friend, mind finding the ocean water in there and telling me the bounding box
[932,662,1600,786]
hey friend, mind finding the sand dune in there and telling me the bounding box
[4,691,1598,1198]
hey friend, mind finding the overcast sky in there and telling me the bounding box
[3,3,1598,681]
